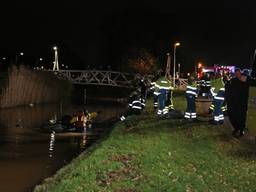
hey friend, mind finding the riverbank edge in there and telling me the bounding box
[33,91,256,192]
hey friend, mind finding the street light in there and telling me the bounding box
[173,42,180,88]
[53,46,59,71]
[15,52,24,65]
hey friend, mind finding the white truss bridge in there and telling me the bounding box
[50,70,188,89]
[52,70,137,88]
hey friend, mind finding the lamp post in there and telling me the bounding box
[178,63,181,79]
[53,46,59,71]
[15,52,24,65]
[173,42,180,88]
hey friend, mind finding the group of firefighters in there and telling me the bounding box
[120,68,256,138]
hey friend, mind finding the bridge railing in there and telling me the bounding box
[49,70,188,89]
[52,70,135,88]
[175,78,188,90]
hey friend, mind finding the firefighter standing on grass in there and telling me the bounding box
[155,76,174,116]
[184,77,198,120]
[209,75,225,124]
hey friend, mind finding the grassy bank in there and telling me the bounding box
[34,91,256,192]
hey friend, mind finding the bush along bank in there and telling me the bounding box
[0,65,72,108]
[34,93,256,192]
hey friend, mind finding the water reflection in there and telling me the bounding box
[0,102,125,192]
[49,131,55,158]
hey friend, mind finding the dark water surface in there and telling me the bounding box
[0,102,125,192]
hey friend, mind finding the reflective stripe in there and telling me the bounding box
[186,90,197,95]
[187,86,197,90]
[185,112,191,115]
[214,116,220,121]
[157,110,162,115]
[168,105,174,109]
[191,115,197,118]
[132,100,141,104]
[120,116,126,121]
[191,113,196,115]
[155,84,174,90]
[132,106,142,109]
[154,92,160,96]
[163,110,168,114]
[214,96,224,100]
[184,115,190,118]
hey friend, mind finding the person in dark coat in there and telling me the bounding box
[226,68,256,137]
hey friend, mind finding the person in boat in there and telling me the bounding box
[84,109,100,128]
[74,110,86,132]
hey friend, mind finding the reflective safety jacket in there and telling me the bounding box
[155,76,174,91]
[128,94,142,111]
[211,77,225,100]
[186,82,198,96]
[210,77,224,96]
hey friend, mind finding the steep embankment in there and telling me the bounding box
[34,91,256,192]
[0,65,72,108]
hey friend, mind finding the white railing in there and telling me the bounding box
[175,78,188,90]
[51,70,135,88]
[49,70,187,89]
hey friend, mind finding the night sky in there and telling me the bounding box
[1,1,256,72]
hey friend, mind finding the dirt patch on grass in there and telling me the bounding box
[97,154,142,189]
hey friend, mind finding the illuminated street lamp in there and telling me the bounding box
[53,46,59,71]
[173,42,180,88]
[15,52,24,65]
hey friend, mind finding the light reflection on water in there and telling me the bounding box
[49,131,55,158]
[0,102,124,192]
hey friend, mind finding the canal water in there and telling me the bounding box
[0,101,125,192]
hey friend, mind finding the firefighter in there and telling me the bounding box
[120,91,142,121]
[208,73,230,115]
[200,73,211,97]
[165,90,174,111]
[155,76,173,116]
[184,76,198,120]
[150,74,160,110]
[209,74,225,125]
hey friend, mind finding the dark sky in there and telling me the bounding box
[1,1,256,72]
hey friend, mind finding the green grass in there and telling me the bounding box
[248,87,256,135]
[34,91,256,192]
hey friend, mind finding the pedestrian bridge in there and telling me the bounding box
[51,70,137,88]
[50,70,188,89]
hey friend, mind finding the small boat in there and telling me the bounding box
[41,121,81,133]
